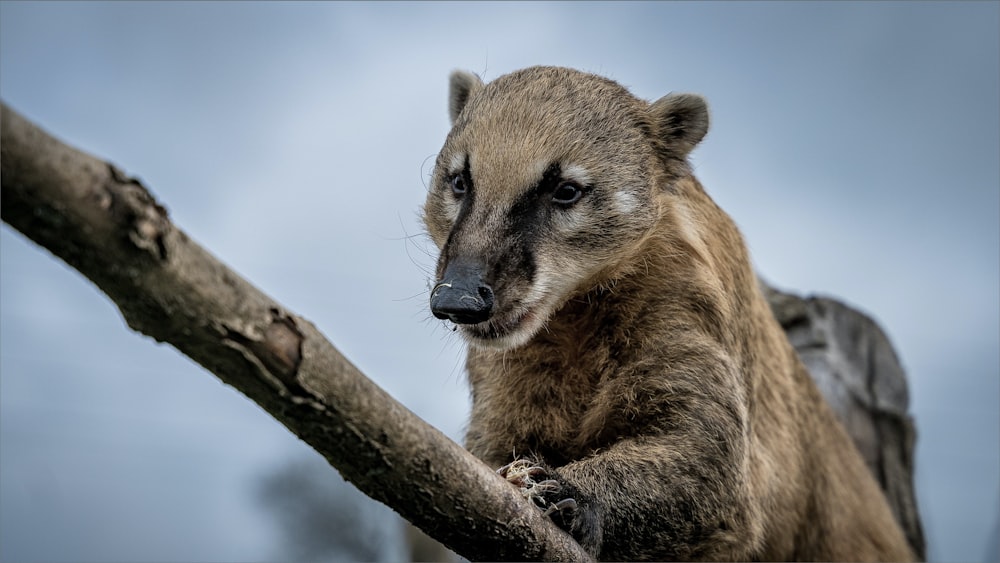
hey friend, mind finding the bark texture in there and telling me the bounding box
[0,102,591,562]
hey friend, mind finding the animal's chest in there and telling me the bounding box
[469,349,623,465]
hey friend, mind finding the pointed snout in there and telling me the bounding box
[430,260,494,325]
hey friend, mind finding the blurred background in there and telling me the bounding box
[1,2,997,561]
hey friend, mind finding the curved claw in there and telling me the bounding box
[542,497,578,517]
[496,460,571,513]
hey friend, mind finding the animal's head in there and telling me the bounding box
[423,66,708,350]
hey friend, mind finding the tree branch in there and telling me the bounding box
[0,102,591,562]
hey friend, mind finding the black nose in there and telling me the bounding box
[430,261,494,325]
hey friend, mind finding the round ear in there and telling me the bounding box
[648,93,710,158]
[449,70,484,124]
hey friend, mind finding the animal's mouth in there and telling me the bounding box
[467,308,533,340]
[460,298,548,350]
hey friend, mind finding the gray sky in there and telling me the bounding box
[1,2,997,561]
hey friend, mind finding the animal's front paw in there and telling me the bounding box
[497,459,577,514]
[497,459,601,555]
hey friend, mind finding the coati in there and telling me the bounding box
[422,66,914,561]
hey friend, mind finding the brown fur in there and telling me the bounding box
[423,66,913,561]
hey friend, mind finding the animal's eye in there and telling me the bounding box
[552,181,583,206]
[449,174,467,197]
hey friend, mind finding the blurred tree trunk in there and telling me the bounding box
[1,102,924,561]
[764,285,926,560]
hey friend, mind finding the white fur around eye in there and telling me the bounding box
[562,163,592,187]
[551,207,587,232]
[442,195,460,222]
[545,163,591,233]
[448,152,465,175]
[438,152,467,223]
